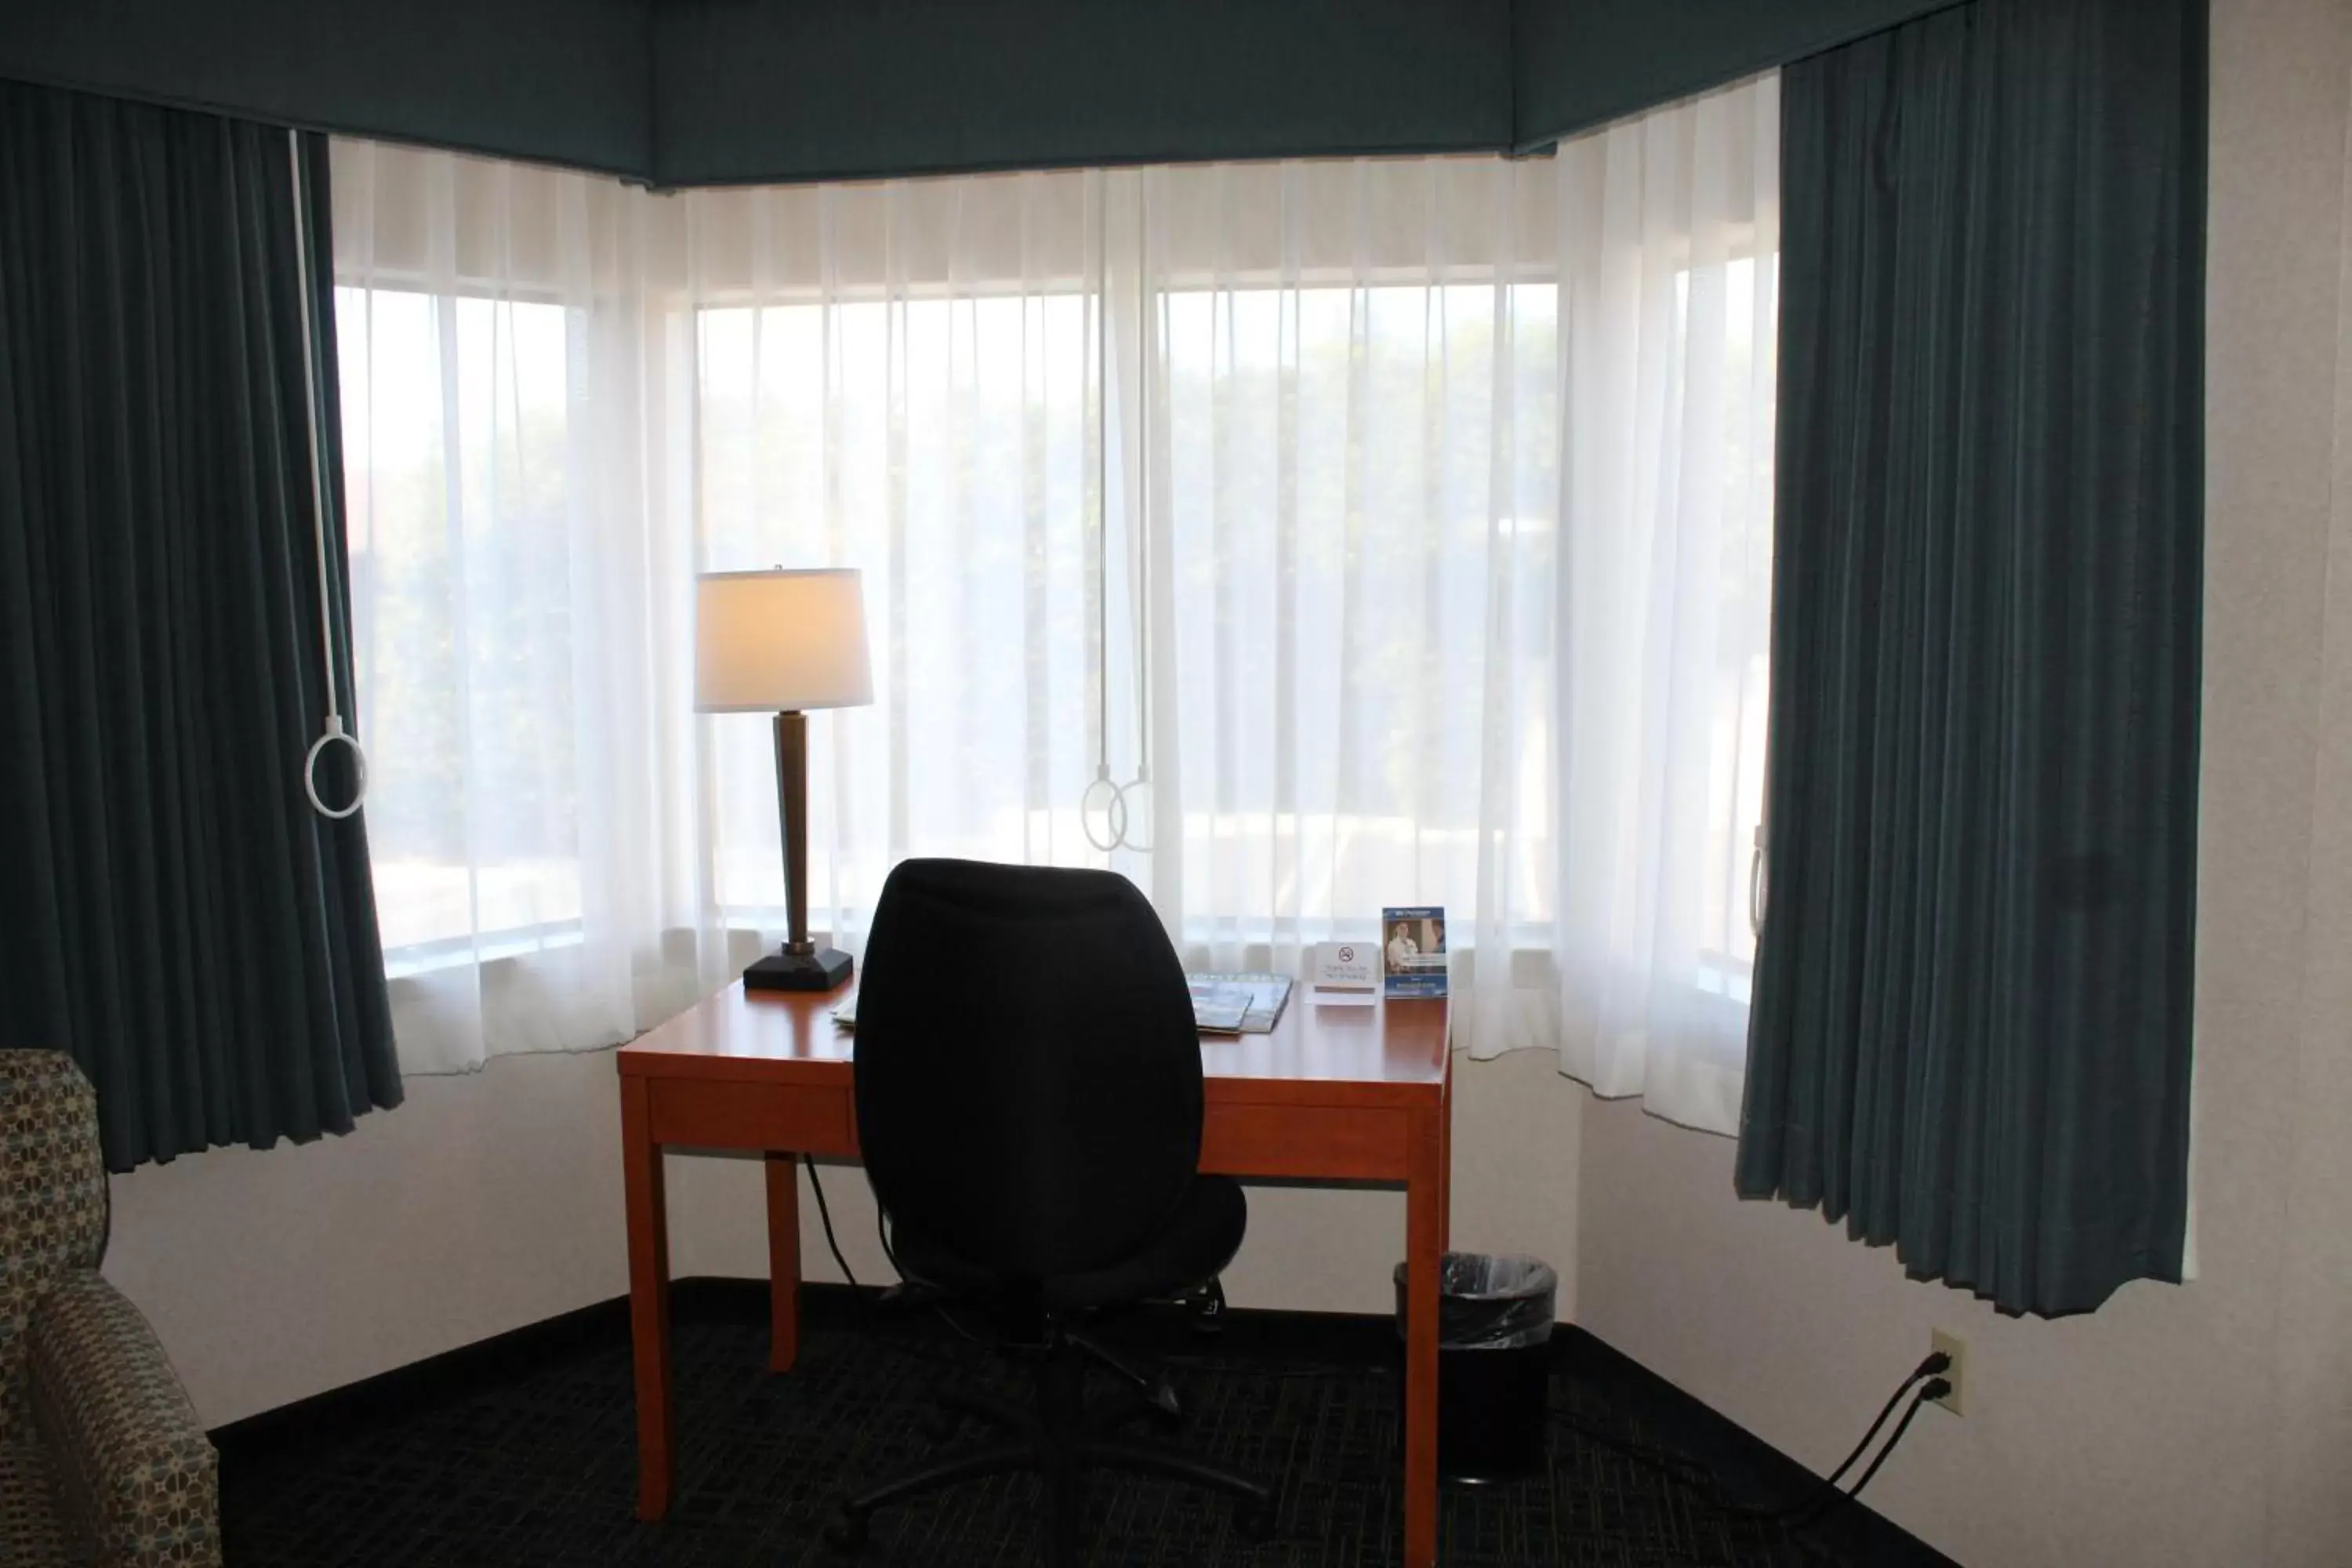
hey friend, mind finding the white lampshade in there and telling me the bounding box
[695,568,873,712]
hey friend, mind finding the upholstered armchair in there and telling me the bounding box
[0,1052,220,1566]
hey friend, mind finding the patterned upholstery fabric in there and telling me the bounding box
[28,1273,220,1567]
[2,1053,108,1419]
[0,1434,76,1566]
[0,1052,220,1568]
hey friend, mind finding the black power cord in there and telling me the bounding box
[801,1156,1016,1355]
[797,1159,981,1379]
[1552,1351,1952,1528]
[802,1154,861,1290]
[878,1207,1000,1351]
[1766,1355,1950,1520]
[1803,1377,1949,1518]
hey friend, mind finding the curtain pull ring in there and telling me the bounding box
[1749,824,1768,938]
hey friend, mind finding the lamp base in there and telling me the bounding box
[745,946,854,993]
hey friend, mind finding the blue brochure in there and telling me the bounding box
[1380,906,1448,998]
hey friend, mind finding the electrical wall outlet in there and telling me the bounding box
[1930,1328,1968,1416]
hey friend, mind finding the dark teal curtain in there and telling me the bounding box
[1734,0,2204,1316]
[0,81,401,1171]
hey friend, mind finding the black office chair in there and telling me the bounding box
[825,858,1275,1565]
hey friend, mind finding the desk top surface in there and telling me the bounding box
[619,978,1448,1099]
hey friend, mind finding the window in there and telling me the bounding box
[693,292,1107,927]
[332,68,1778,1134]
[1689,255,1775,994]
[687,260,1771,994]
[336,286,584,966]
[1155,281,1564,945]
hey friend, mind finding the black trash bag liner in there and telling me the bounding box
[1392,1251,1558,1350]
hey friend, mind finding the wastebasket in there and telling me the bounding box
[1392,1252,1557,1483]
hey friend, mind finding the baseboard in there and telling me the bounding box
[209,1279,1951,1566]
[205,1277,1392,1459]
[1553,1327,1955,1568]
[207,1277,776,1459]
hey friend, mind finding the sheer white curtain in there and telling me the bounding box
[684,174,1127,945]
[1131,78,1777,1131]
[1131,158,1559,1014]
[1544,76,1780,1130]
[329,74,1777,1132]
[331,141,741,1074]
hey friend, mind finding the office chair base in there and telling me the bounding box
[1068,1330,1182,1421]
[824,1331,1274,1564]
[825,1434,1273,1561]
[923,1386,1031,1443]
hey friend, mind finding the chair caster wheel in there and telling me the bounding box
[1238,1502,1277,1543]
[824,1508,871,1554]
[1149,1381,1184,1428]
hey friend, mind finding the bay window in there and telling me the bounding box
[329,68,1777,1131]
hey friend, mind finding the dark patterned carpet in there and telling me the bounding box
[216,1297,1938,1568]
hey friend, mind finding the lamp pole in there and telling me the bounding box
[775,710,812,957]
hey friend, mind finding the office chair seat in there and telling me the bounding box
[892,1174,1247,1312]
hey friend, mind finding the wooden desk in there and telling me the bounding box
[617,980,1453,1567]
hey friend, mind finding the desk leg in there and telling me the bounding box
[765,1153,802,1372]
[621,1078,673,1521]
[1403,1100,1443,1568]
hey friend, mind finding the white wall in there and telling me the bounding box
[105,1048,630,1427]
[1571,3,2352,1566]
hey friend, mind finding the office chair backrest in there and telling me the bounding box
[854,858,1203,1288]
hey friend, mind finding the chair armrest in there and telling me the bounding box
[26,1269,220,1568]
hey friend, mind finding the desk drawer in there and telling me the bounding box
[648,1078,857,1155]
[1200,1102,1409,1181]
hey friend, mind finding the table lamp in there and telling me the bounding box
[696,568,873,991]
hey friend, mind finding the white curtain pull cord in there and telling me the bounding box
[289,129,368,821]
[1080,174,1151,855]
